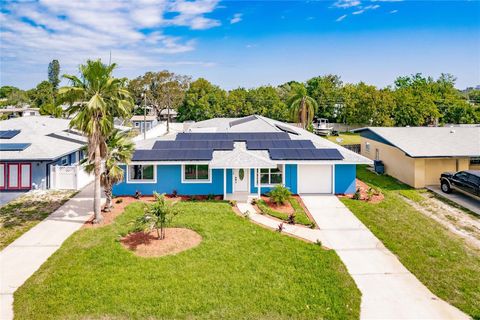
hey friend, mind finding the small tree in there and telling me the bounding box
[268,185,292,205]
[138,192,178,240]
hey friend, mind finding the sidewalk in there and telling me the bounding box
[0,184,95,320]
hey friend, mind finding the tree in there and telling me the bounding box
[0,86,20,99]
[288,83,318,129]
[137,192,178,240]
[306,75,343,121]
[48,60,60,91]
[39,103,63,117]
[59,59,133,223]
[247,86,289,121]
[82,129,134,211]
[0,87,30,107]
[128,71,190,132]
[225,88,253,117]
[30,81,54,109]
[177,78,226,121]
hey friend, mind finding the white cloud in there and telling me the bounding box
[336,14,348,21]
[333,0,361,8]
[0,0,220,77]
[352,4,380,14]
[390,9,398,13]
[230,13,242,24]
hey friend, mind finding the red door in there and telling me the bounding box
[6,163,31,190]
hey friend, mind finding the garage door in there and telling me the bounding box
[298,165,332,194]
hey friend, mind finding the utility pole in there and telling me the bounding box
[142,88,147,140]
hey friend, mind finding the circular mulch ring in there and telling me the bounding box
[120,228,202,257]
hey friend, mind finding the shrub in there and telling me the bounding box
[115,198,123,204]
[207,194,215,200]
[229,200,237,207]
[250,198,258,205]
[136,192,178,240]
[277,222,284,233]
[134,190,142,199]
[172,189,178,198]
[315,239,322,246]
[287,213,295,224]
[268,185,291,205]
[352,188,361,200]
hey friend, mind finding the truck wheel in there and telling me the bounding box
[441,181,451,193]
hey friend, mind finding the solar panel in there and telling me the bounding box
[175,132,290,141]
[268,148,344,160]
[132,149,213,161]
[153,140,234,150]
[275,124,299,135]
[0,130,20,139]
[0,143,31,151]
[247,140,315,150]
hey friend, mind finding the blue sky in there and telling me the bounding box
[1,0,479,90]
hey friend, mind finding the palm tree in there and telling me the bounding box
[288,83,318,129]
[59,60,133,223]
[82,129,134,211]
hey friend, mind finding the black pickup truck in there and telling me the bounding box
[440,170,480,199]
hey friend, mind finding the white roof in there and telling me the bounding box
[210,142,276,169]
[0,116,86,160]
[360,127,480,157]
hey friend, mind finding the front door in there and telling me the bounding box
[234,168,248,192]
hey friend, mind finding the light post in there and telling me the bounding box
[142,85,149,140]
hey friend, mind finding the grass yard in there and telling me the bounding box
[256,197,314,227]
[324,133,360,145]
[15,200,360,320]
[341,166,480,319]
[0,190,76,250]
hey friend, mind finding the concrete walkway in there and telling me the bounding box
[0,184,95,320]
[426,185,480,215]
[238,196,469,319]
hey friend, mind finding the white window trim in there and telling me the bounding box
[60,155,69,166]
[254,165,285,188]
[181,164,212,184]
[365,142,371,153]
[126,164,157,184]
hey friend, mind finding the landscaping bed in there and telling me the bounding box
[0,189,76,250]
[341,166,480,318]
[255,195,315,227]
[14,200,360,319]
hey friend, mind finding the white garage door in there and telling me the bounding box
[298,165,333,194]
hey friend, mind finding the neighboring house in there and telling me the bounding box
[0,116,87,190]
[131,115,158,133]
[113,115,372,199]
[355,127,480,188]
[158,108,178,121]
[0,107,40,118]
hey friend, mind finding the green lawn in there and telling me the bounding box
[257,197,315,227]
[15,201,360,319]
[0,190,76,250]
[325,133,360,145]
[341,166,480,319]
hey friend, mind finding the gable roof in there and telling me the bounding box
[356,127,480,158]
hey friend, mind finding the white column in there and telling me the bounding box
[223,168,227,199]
[257,168,261,198]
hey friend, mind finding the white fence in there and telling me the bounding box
[50,164,94,190]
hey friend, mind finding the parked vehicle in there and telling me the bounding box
[440,170,480,199]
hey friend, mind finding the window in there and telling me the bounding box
[59,155,69,166]
[470,157,480,165]
[467,174,479,186]
[454,172,468,181]
[258,166,283,186]
[365,142,371,153]
[183,165,210,182]
[128,165,155,182]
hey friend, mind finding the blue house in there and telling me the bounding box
[113,115,372,200]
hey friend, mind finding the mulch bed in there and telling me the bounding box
[338,179,384,204]
[260,196,294,214]
[120,228,202,257]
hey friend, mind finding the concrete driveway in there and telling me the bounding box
[427,185,480,215]
[301,194,469,320]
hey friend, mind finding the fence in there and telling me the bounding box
[50,164,93,190]
[342,144,361,154]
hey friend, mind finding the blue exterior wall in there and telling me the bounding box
[358,130,394,147]
[113,165,226,196]
[334,164,356,194]
[249,164,298,194]
[226,169,233,194]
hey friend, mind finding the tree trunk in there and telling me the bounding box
[301,97,307,129]
[103,183,112,212]
[93,144,103,223]
[166,106,170,133]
